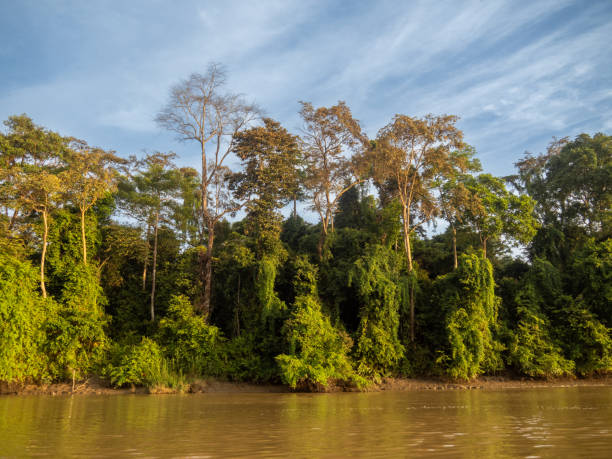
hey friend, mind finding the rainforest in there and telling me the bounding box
[1,68,611,392]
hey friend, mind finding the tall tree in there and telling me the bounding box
[519,134,611,233]
[371,114,466,341]
[298,101,368,259]
[62,140,124,265]
[463,173,538,259]
[17,171,63,298]
[231,118,302,251]
[0,115,66,235]
[117,153,182,321]
[438,146,481,269]
[2,115,68,297]
[230,118,303,324]
[156,63,258,318]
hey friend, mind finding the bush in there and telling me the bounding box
[156,295,225,376]
[223,333,279,382]
[276,295,360,389]
[559,297,612,376]
[44,264,109,380]
[106,337,167,387]
[435,254,504,380]
[508,284,574,378]
[349,245,405,379]
[0,253,50,383]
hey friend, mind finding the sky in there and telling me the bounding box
[1,0,611,180]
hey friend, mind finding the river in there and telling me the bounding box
[1,386,611,457]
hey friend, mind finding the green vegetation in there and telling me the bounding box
[1,71,610,390]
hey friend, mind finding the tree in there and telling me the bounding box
[515,133,611,236]
[2,116,69,298]
[62,140,124,265]
[298,101,369,259]
[514,134,611,266]
[231,118,302,252]
[371,114,466,341]
[117,153,182,321]
[463,173,538,259]
[156,63,259,318]
[172,167,202,247]
[438,146,481,269]
[0,115,67,233]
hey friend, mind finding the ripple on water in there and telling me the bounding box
[1,387,612,457]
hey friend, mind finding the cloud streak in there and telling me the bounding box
[1,0,610,177]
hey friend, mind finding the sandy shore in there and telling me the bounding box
[2,375,611,396]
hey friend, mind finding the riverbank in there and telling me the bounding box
[2,374,611,396]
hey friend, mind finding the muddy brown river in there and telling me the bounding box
[1,386,612,457]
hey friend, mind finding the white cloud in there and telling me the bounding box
[1,0,611,178]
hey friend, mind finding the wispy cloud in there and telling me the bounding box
[1,0,610,176]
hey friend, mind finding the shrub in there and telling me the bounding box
[435,254,504,380]
[507,283,574,378]
[0,253,50,383]
[156,295,225,376]
[107,337,167,387]
[45,264,109,380]
[349,245,405,379]
[276,294,360,389]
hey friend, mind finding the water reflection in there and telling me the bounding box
[1,387,611,457]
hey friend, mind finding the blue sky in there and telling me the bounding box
[1,0,611,178]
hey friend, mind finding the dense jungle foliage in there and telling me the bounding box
[1,71,610,390]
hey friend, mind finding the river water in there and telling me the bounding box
[1,386,611,457]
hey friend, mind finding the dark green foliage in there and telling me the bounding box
[256,255,286,323]
[434,254,503,380]
[349,245,405,379]
[276,295,359,389]
[211,237,255,336]
[557,297,612,375]
[508,258,612,377]
[280,215,315,254]
[276,260,360,389]
[508,282,574,378]
[2,114,611,389]
[223,332,279,382]
[106,337,167,387]
[570,239,612,326]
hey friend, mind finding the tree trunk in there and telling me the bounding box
[202,225,215,320]
[200,134,211,318]
[80,208,87,265]
[401,204,414,342]
[409,282,415,343]
[142,225,151,291]
[234,273,241,337]
[401,206,413,272]
[40,210,48,298]
[452,225,458,270]
[150,211,159,322]
[293,197,297,218]
[317,224,328,261]
[482,237,488,260]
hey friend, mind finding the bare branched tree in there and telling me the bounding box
[156,64,259,318]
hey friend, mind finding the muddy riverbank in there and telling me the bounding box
[2,374,611,396]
